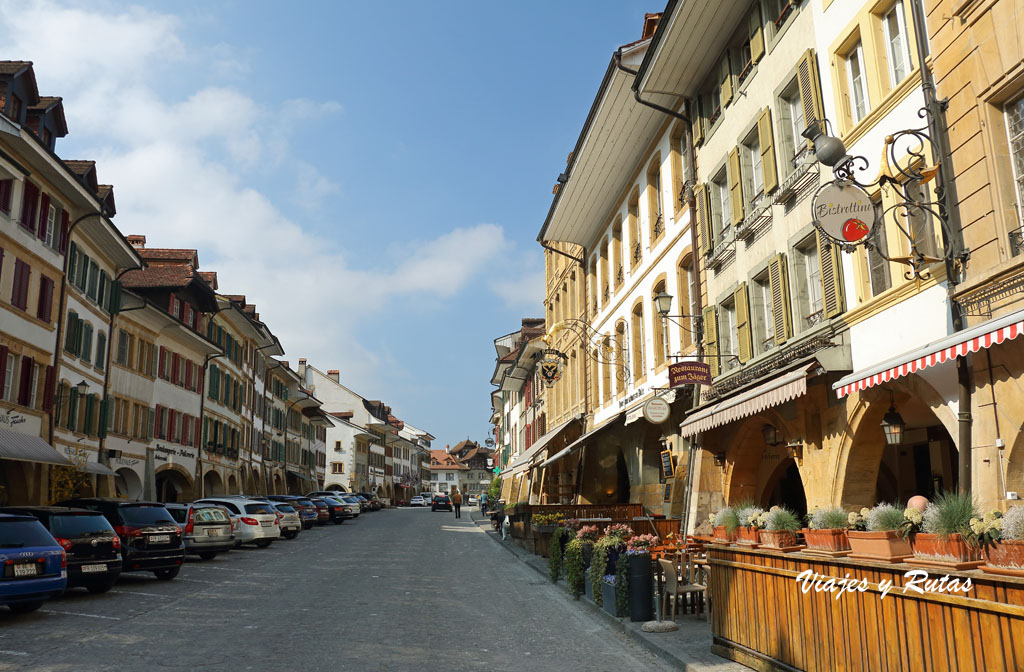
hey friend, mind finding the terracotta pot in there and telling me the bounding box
[712,526,737,544]
[803,528,851,552]
[736,526,761,545]
[911,533,981,563]
[759,530,797,548]
[847,530,912,562]
[985,539,1024,574]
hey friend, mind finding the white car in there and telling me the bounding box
[467,496,478,506]
[266,502,302,539]
[409,496,425,507]
[195,498,280,548]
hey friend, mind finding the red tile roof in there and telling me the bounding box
[138,248,198,262]
[121,265,195,289]
[63,160,96,176]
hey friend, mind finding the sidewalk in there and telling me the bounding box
[470,511,749,672]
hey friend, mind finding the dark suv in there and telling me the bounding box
[431,494,452,512]
[57,499,184,580]
[0,506,122,593]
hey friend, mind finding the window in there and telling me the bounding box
[1007,93,1024,253]
[331,463,344,474]
[868,201,892,296]
[675,257,699,351]
[19,181,38,233]
[614,322,628,392]
[43,203,55,248]
[97,272,108,311]
[611,219,623,289]
[630,302,645,381]
[80,323,93,364]
[795,237,824,328]
[335,441,342,452]
[710,168,732,245]
[648,157,664,243]
[763,0,796,39]
[599,239,609,305]
[741,129,764,207]
[117,330,129,365]
[778,81,806,169]
[36,276,53,323]
[882,1,911,87]
[601,336,612,404]
[752,271,775,355]
[719,299,737,372]
[446,473,454,481]
[628,190,641,269]
[172,296,181,319]
[669,123,687,217]
[0,179,11,214]
[846,41,869,124]
[10,258,30,310]
[2,353,14,402]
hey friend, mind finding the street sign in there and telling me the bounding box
[811,180,875,244]
[643,397,671,424]
[669,361,712,387]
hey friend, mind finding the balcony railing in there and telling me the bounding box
[805,309,825,328]
[632,241,642,265]
[652,214,664,239]
[1010,228,1024,257]
[616,266,624,286]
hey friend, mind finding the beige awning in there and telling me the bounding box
[0,428,72,466]
[678,363,816,438]
[83,460,116,476]
[501,418,579,477]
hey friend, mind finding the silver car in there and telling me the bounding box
[267,502,302,539]
[195,498,280,548]
[165,503,235,560]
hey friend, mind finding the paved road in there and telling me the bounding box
[0,507,674,672]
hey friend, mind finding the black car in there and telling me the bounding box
[0,507,122,593]
[431,494,453,512]
[355,492,383,511]
[346,494,370,513]
[57,498,184,581]
[313,497,347,524]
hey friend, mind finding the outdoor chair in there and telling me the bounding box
[658,556,706,621]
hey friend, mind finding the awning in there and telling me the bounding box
[678,363,817,438]
[83,461,116,476]
[501,418,579,476]
[0,429,71,466]
[833,307,1024,399]
[540,413,623,468]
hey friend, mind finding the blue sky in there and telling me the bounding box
[2,0,657,447]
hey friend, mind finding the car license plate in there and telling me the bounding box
[13,563,38,577]
[206,528,222,536]
[148,535,170,544]
[81,564,106,573]
[261,521,272,527]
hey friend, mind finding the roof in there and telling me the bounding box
[429,449,468,470]
[198,271,218,289]
[0,61,32,75]
[64,160,96,176]
[120,265,196,289]
[138,247,198,263]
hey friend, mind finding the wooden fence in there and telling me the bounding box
[709,545,1024,672]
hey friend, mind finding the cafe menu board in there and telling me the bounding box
[663,480,672,503]
[660,449,675,479]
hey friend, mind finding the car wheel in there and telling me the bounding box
[154,567,180,581]
[198,551,218,561]
[9,601,43,614]
[254,539,273,548]
[86,582,115,594]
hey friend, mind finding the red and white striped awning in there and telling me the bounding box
[833,308,1024,399]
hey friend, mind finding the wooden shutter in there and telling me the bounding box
[734,282,752,364]
[42,365,55,412]
[20,181,37,233]
[758,107,778,195]
[17,355,33,406]
[720,55,733,107]
[171,353,180,385]
[0,345,7,395]
[107,280,121,314]
[797,49,825,147]
[37,193,49,241]
[749,6,765,65]
[59,210,69,253]
[185,361,193,390]
[159,347,166,379]
[10,259,23,308]
[768,253,793,345]
[98,397,109,438]
[817,230,845,318]
[36,276,53,322]
[702,304,719,378]
[692,97,704,146]
[84,394,95,435]
[728,147,744,225]
[695,183,712,257]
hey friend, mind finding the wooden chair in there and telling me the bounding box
[658,556,706,621]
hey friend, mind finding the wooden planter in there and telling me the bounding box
[983,539,1024,577]
[712,526,737,544]
[759,530,802,552]
[909,533,983,570]
[735,526,761,547]
[802,528,851,557]
[847,530,912,562]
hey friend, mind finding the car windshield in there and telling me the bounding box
[120,505,175,525]
[195,508,229,523]
[167,508,188,523]
[435,496,450,502]
[0,519,57,548]
[297,500,314,507]
[50,513,115,537]
[244,504,274,515]
[274,504,296,513]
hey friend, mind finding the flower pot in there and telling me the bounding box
[759,530,800,551]
[627,554,654,622]
[601,581,617,616]
[983,539,1024,577]
[606,546,622,575]
[802,528,851,557]
[584,574,593,601]
[581,542,594,568]
[735,526,761,546]
[712,526,737,544]
[910,533,983,570]
[847,530,913,563]
[534,524,558,534]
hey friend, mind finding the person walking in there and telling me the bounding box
[451,489,463,519]
[479,492,488,516]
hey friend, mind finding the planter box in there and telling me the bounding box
[759,530,801,552]
[712,526,737,544]
[601,581,617,616]
[584,575,593,601]
[909,533,983,570]
[533,524,559,534]
[803,528,851,557]
[848,530,912,562]
[983,539,1024,577]
[736,526,761,547]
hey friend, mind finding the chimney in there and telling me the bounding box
[297,358,307,380]
[327,370,339,383]
[641,13,661,40]
[126,234,146,249]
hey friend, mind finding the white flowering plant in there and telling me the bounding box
[737,505,766,528]
[998,506,1024,541]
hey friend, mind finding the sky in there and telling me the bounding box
[1,0,658,447]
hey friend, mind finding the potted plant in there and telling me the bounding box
[847,504,913,562]
[548,526,570,582]
[576,525,600,568]
[735,504,764,546]
[600,574,618,616]
[589,533,627,609]
[758,506,802,550]
[711,507,740,544]
[564,537,586,599]
[910,491,984,570]
[603,523,634,572]
[531,512,564,533]
[983,506,1024,576]
[802,506,852,556]
[624,534,657,622]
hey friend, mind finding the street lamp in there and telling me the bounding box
[75,380,89,396]
[800,119,852,168]
[881,390,906,446]
[654,289,674,318]
[761,424,781,446]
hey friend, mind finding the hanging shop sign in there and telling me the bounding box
[660,449,675,479]
[669,361,712,387]
[643,397,671,424]
[538,348,568,388]
[811,180,875,244]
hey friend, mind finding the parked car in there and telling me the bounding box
[431,494,453,512]
[164,503,235,560]
[329,496,361,520]
[355,492,383,511]
[266,502,302,539]
[346,494,369,513]
[307,498,332,525]
[467,495,478,506]
[0,513,67,613]
[267,495,316,529]
[409,496,425,507]
[0,506,121,593]
[57,498,184,580]
[419,492,433,505]
[195,498,280,548]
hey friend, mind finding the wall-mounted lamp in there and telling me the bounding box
[880,389,905,446]
[713,452,726,467]
[787,441,804,466]
[761,424,782,447]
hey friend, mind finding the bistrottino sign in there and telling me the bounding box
[811,180,875,245]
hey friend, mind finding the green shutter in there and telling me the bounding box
[728,146,744,225]
[108,280,122,314]
[817,230,845,318]
[702,305,719,378]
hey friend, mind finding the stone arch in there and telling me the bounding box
[155,463,193,503]
[114,467,143,500]
[723,411,802,506]
[247,467,261,494]
[227,473,239,494]
[324,480,347,492]
[203,468,225,497]
[272,472,283,494]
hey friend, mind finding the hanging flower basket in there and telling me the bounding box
[847,530,913,563]
[982,539,1024,577]
[802,528,851,556]
[909,533,983,570]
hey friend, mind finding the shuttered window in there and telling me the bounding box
[768,253,792,345]
[797,49,825,147]
[10,258,30,310]
[817,230,845,319]
[96,332,106,371]
[720,55,734,108]
[728,147,744,226]
[19,181,38,233]
[36,276,54,323]
[734,283,752,364]
[65,311,80,355]
[757,108,778,195]
[702,305,719,378]
[749,5,765,65]
[695,183,712,257]
[868,201,892,296]
[80,322,93,364]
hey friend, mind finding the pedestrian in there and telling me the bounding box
[479,492,488,515]
[451,489,463,519]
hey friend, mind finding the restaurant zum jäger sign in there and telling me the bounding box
[669,361,711,387]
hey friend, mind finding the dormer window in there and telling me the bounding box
[41,127,53,149]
